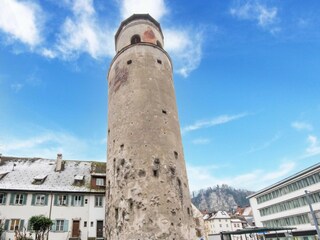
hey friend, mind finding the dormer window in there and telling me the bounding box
[33,175,47,185]
[74,175,84,186]
[96,178,105,186]
[131,35,141,44]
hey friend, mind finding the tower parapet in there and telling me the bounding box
[106,14,195,240]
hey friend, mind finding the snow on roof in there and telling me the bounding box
[33,174,48,181]
[0,157,106,193]
[74,175,84,181]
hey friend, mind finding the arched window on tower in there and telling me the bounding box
[131,35,141,44]
[156,40,162,48]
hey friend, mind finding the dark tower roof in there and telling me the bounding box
[115,14,163,43]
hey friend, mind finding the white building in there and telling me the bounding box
[204,211,232,240]
[248,163,320,231]
[0,155,106,240]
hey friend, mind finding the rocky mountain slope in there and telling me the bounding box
[191,184,254,212]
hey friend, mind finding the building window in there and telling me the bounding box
[0,193,6,204]
[35,194,46,205]
[95,196,103,207]
[15,194,24,205]
[257,172,320,204]
[55,195,68,206]
[10,219,21,231]
[84,221,87,227]
[56,220,64,231]
[131,35,141,44]
[73,195,83,206]
[96,178,105,186]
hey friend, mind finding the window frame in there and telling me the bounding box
[95,195,103,207]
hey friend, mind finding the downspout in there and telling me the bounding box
[47,192,53,240]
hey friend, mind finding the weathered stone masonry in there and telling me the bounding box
[106,14,196,240]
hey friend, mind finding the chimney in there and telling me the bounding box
[55,153,63,171]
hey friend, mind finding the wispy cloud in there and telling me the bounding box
[52,0,115,60]
[10,83,24,93]
[192,138,211,145]
[0,129,106,161]
[230,1,279,33]
[291,121,313,131]
[182,113,248,134]
[0,0,44,47]
[187,162,295,191]
[120,0,168,20]
[246,133,281,154]
[305,135,320,157]
[164,28,203,77]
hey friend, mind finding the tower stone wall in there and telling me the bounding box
[106,14,196,240]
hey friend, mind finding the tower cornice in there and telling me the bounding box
[115,14,164,47]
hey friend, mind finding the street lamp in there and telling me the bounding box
[305,190,320,240]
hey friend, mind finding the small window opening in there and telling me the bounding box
[187,207,190,215]
[156,40,162,48]
[162,109,167,114]
[108,129,110,135]
[157,59,162,64]
[127,60,132,65]
[174,151,178,159]
[120,144,124,150]
[115,208,119,221]
[154,158,160,164]
[131,35,141,44]
[129,199,133,211]
[153,169,159,177]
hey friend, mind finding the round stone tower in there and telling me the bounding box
[106,14,196,240]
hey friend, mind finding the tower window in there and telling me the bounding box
[157,59,162,64]
[131,35,141,44]
[127,60,132,65]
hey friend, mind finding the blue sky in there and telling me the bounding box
[0,0,319,192]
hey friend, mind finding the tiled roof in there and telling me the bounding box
[0,157,106,193]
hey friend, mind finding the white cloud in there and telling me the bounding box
[192,138,211,145]
[291,121,313,131]
[182,113,247,134]
[187,162,295,192]
[0,129,106,161]
[305,135,320,157]
[120,0,168,20]
[164,28,203,77]
[230,1,279,33]
[51,0,115,60]
[41,48,57,59]
[0,0,44,46]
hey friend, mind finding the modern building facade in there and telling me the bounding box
[248,163,320,231]
[0,155,106,240]
[106,14,195,239]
